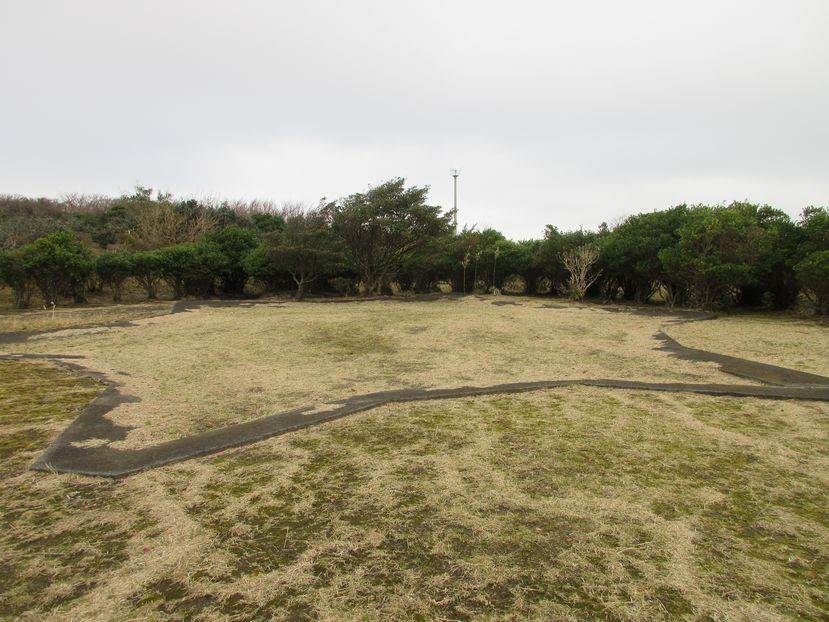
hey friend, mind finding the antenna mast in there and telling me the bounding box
[450,168,460,231]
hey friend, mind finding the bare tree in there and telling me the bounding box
[491,243,501,290]
[196,196,283,216]
[461,251,470,294]
[560,244,601,301]
[126,202,216,249]
[60,193,115,213]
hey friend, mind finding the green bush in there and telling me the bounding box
[96,252,135,302]
[0,249,34,308]
[20,231,93,304]
[794,250,829,315]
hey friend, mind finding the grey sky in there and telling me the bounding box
[1,1,827,239]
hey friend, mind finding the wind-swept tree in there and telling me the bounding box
[498,239,543,294]
[158,242,227,299]
[329,178,452,295]
[658,205,761,309]
[205,224,257,294]
[740,204,801,309]
[599,205,689,303]
[794,206,829,314]
[799,206,829,255]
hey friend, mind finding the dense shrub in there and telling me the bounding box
[205,225,257,295]
[21,232,94,304]
[131,250,164,299]
[0,248,35,308]
[96,252,135,302]
[794,251,829,315]
[0,187,826,314]
[158,242,227,299]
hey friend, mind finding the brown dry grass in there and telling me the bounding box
[0,301,172,335]
[666,314,829,377]
[2,298,828,620]
[1,298,743,448]
[1,359,827,621]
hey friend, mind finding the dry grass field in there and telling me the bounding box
[1,296,827,621]
[667,314,829,377]
[1,298,739,447]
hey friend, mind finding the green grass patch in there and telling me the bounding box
[0,359,155,618]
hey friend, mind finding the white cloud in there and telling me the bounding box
[1,0,827,237]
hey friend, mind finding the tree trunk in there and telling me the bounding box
[366,275,383,296]
[138,277,158,300]
[295,278,306,301]
[13,283,32,309]
[72,281,87,304]
[293,272,317,301]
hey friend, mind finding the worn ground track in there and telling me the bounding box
[2,298,827,478]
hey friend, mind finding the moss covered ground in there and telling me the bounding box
[2,297,828,620]
[1,352,827,620]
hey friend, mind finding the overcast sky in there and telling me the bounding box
[1,1,827,238]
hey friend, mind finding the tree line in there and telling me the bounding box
[0,180,827,314]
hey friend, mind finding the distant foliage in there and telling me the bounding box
[0,187,827,314]
[124,199,216,250]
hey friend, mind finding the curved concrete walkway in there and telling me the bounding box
[3,299,827,478]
